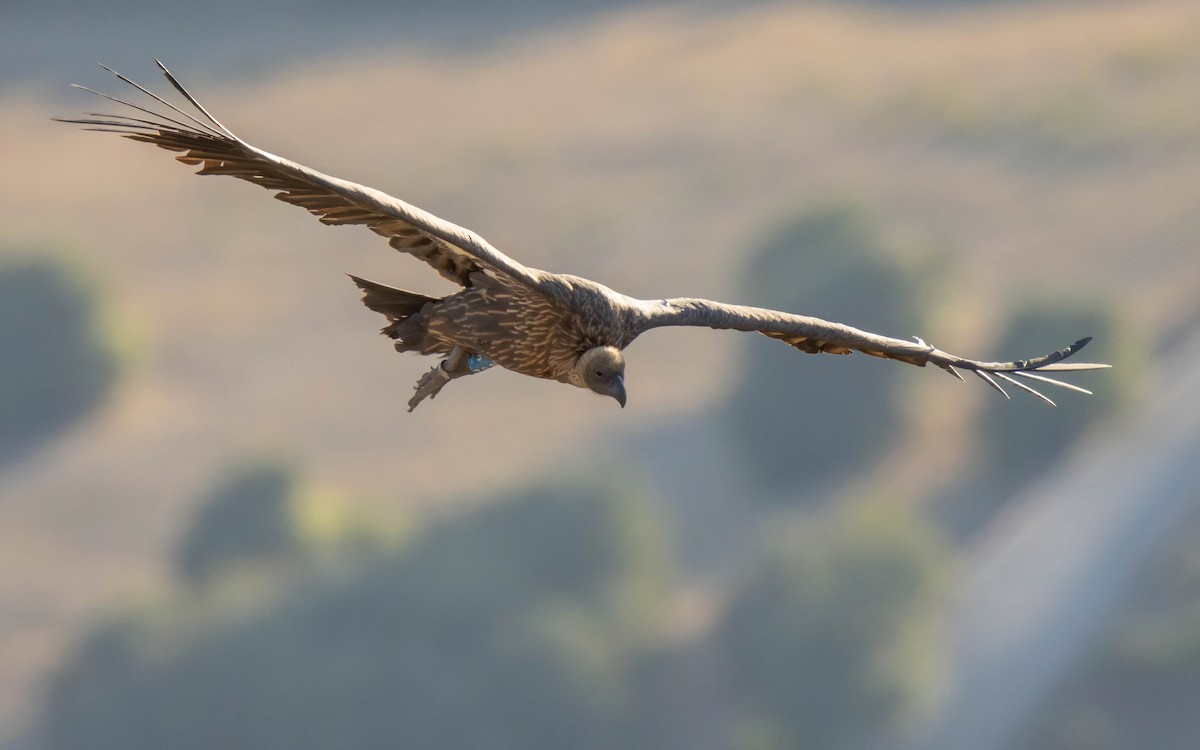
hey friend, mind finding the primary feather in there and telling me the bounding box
[57,61,1110,410]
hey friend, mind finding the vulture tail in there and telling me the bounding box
[348,275,438,351]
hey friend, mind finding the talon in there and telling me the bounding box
[408,363,453,411]
[404,348,485,412]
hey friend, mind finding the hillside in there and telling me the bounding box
[2,0,1198,742]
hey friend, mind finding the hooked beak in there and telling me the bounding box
[609,374,627,408]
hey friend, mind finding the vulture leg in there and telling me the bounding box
[408,347,494,411]
[408,348,466,411]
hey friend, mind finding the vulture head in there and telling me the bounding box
[578,346,626,407]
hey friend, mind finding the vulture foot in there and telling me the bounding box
[407,347,470,411]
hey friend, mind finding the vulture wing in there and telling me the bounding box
[56,60,544,289]
[639,297,1109,405]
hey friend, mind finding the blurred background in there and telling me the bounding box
[2,0,1199,748]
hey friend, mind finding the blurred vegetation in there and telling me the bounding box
[723,204,941,499]
[1017,500,1200,750]
[716,502,950,750]
[0,254,120,465]
[40,449,964,750]
[177,461,316,587]
[41,473,674,750]
[933,301,1135,541]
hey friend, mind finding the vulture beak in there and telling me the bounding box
[609,375,627,408]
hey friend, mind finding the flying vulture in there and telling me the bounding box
[59,61,1109,411]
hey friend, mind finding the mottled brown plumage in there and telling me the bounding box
[58,62,1110,411]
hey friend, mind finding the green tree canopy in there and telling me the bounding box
[716,502,949,749]
[724,204,939,498]
[176,461,308,586]
[0,255,119,463]
[42,477,673,750]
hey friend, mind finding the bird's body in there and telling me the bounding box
[361,270,641,385]
[59,62,1109,410]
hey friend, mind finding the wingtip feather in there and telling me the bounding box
[1036,362,1112,372]
[995,371,1057,406]
[974,369,1011,399]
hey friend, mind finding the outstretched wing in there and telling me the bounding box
[55,60,544,289]
[639,297,1110,406]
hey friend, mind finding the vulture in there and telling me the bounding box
[59,61,1109,411]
